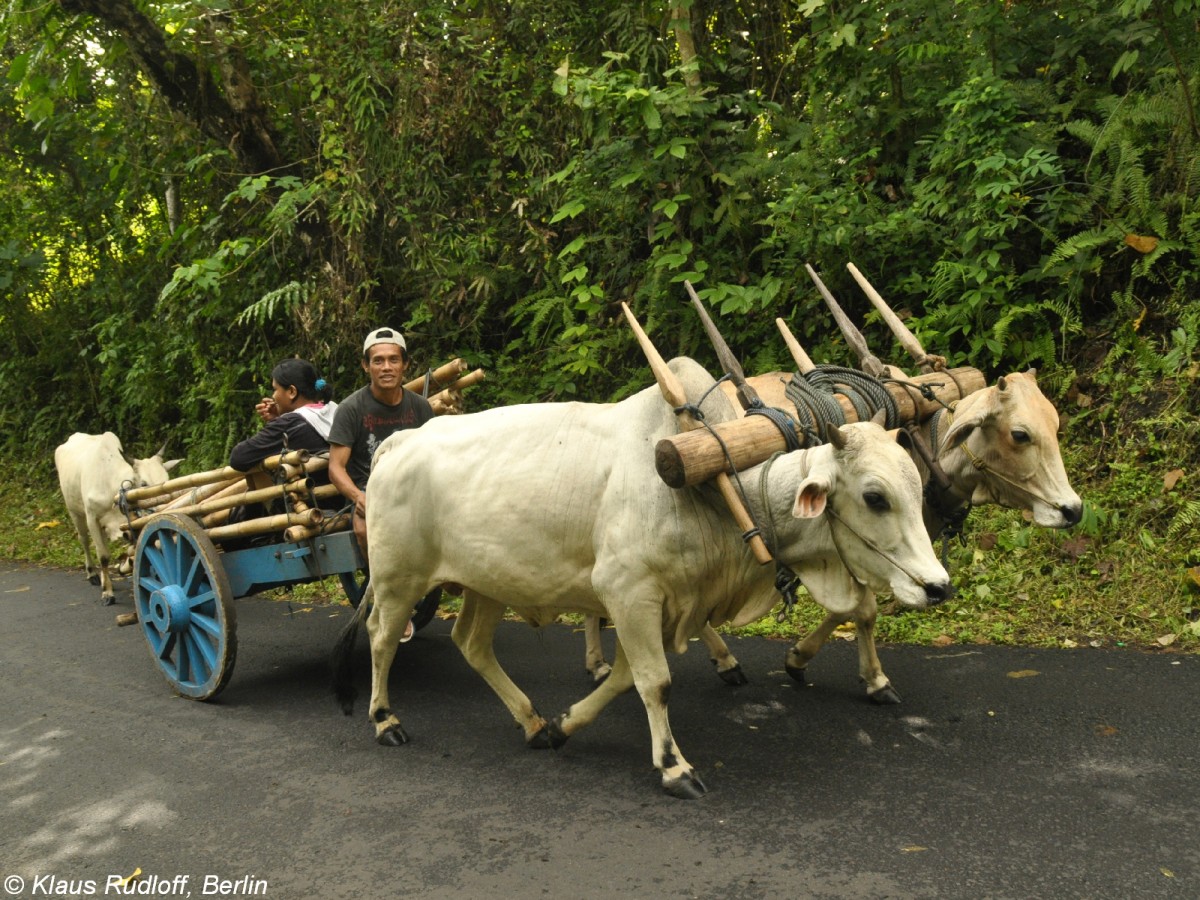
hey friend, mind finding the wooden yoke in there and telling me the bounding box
[621,303,772,565]
[655,365,984,487]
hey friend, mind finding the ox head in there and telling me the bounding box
[939,371,1082,528]
[113,444,182,572]
[123,442,183,492]
[789,419,951,609]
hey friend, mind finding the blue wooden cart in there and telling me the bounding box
[127,498,438,701]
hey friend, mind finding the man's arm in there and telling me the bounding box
[327,443,365,517]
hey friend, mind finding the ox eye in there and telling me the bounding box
[1012,429,1031,444]
[863,491,890,512]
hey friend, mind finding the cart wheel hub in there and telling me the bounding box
[147,585,192,633]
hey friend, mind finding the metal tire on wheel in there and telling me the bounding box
[134,514,237,700]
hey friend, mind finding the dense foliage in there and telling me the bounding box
[2,1,1199,647]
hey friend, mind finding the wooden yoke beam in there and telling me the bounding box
[655,366,984,488]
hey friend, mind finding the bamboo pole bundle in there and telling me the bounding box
[655,365,985,488]
[284,513,351,542]
[206,508,323,544]
[280,456,328,482]
[126,478,314,531]
[159,476,244,513]
[123,450,311,505]
[406,358,469,394]
[426,368,486,415]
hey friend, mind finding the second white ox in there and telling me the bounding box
[337,358,950,798]
[55,432,180,605]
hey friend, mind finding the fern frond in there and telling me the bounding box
[235,281,312,327]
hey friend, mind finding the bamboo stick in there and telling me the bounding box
[655,366,986,488]
[122,450,311,504]
[206,508,323,543]
[623,302,772,565]
[201,508,232,528]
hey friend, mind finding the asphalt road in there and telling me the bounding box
[2,560,1198,899]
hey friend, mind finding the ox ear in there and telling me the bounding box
[163,458,183,472]
[941,392,999,452]
[890,427,914,452]
[792,476,829,519]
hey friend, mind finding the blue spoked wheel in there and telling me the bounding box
[134,514,237,700]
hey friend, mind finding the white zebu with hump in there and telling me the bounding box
[54,432,180,605]
[334,358,950,798]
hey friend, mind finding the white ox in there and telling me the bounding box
[583,368,1082,701]
[54,432,180,605]
[334,358,950,798]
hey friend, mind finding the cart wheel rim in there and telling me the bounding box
[134,514,237,700]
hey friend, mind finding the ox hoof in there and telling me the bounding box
[663,770,707,800]
[785,663,808,686]
[101,594,116,607]
[868,684,902,705]
[590,663,612,685]
[528,717,569,750]
[88,574,101,586]
[377,724,410,746]
[714,663,748,687]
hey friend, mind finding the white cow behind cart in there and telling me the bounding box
[55,432,180,604]
[334,357,950,798]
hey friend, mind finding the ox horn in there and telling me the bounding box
[846,262,945,373]
[621,302,772,565]
[804,264,892,379]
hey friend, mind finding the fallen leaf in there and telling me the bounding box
[1075,392,1093,408]
[1007,669,1040,679]
[3,586,30,593]
[1189,566,1200,589]
[1096,559,1117,584]
[1094,724,1118,737]
[1060,535,1090,560]
[932,634,954,647]
[1124,233,1159,253]
[1062,639,1079,648]
[978,533,997,551]
[1162,868,1175,878]
[1156,633,1177,647]
[35,520,61,530]
[902,846,929,853]
[1163,469,1184,492]
[118,869,143,887]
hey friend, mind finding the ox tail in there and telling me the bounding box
[331,582,373,715]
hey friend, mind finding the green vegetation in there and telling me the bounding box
[2,1,1198,650]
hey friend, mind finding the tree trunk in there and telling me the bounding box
[57,0,286,176]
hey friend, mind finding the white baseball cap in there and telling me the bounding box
[363,326,407,355]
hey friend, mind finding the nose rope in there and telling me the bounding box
[823,501,937,591]
[958,437,1065,511]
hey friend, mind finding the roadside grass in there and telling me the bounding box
[6,381,1197,655]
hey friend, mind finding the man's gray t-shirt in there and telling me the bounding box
[327,385,434,488]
